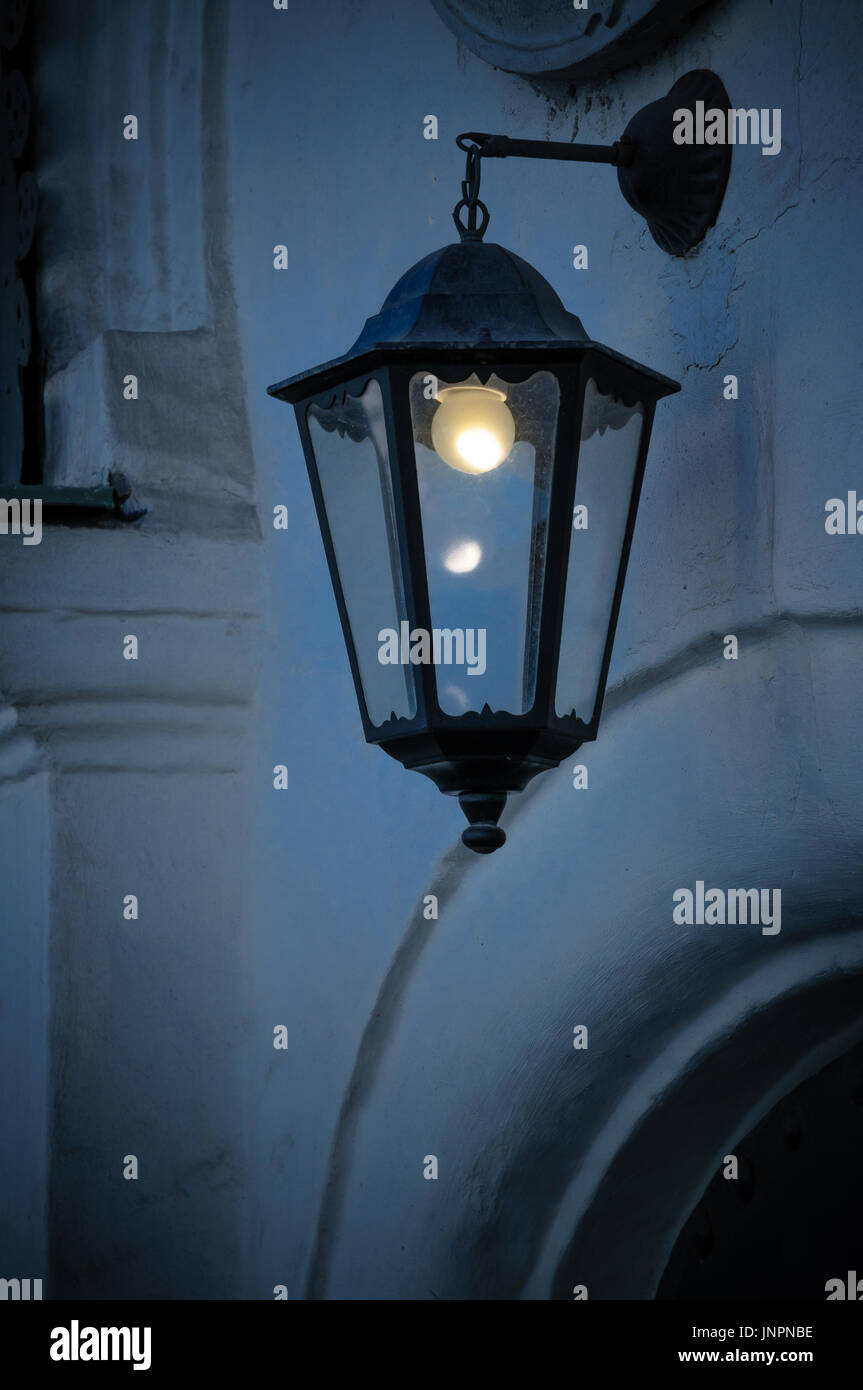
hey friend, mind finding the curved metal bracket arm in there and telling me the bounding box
[454,69,733,257]
[458,130,634,168]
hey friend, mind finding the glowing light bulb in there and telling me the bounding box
[431,386,515,474]
[444,539,482,574]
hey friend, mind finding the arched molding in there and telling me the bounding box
[307,613,863,1299]
[531,940,863,1298]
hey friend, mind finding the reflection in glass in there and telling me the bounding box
[555,379,645,722]
[411,371,558,716]
[307,380,414,726]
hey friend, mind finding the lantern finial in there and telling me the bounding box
[458,792,507,854]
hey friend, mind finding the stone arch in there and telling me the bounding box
[535,938,863,1298]
[309,617,863,1299]
[656,1028,863,1300]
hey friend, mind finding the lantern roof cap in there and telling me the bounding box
[347,239,589,351]
[268,239,679,402]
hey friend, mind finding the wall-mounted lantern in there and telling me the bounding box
[269,72,730,852]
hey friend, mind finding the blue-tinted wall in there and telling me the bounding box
[1,0,861,1299]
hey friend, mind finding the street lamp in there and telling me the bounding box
[269,72,731,852]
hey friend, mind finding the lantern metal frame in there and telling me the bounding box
[272,332,677,851]
[266,71,736,849]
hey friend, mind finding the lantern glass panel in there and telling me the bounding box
[306,378,415,726]
[554,378,645,722]
[409,369,558,716]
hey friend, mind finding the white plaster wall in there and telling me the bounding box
[0,0,263,1297]
[228,0,863,1297]
[0,706,49,1282]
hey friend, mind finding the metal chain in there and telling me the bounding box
[452,138,490,242]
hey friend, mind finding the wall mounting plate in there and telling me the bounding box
[617,69,732,254]
[430,0,712,79]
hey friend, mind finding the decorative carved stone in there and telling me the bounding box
[3,68,28,156]
[16,167,36,259]
[1,0,29,53]
[0,147,14,266]
[14,273,28,363]
[430,0,712,78]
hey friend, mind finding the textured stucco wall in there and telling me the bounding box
[1,0,262,1298]
[0,710,49,1283]
[230,0,863,1297]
